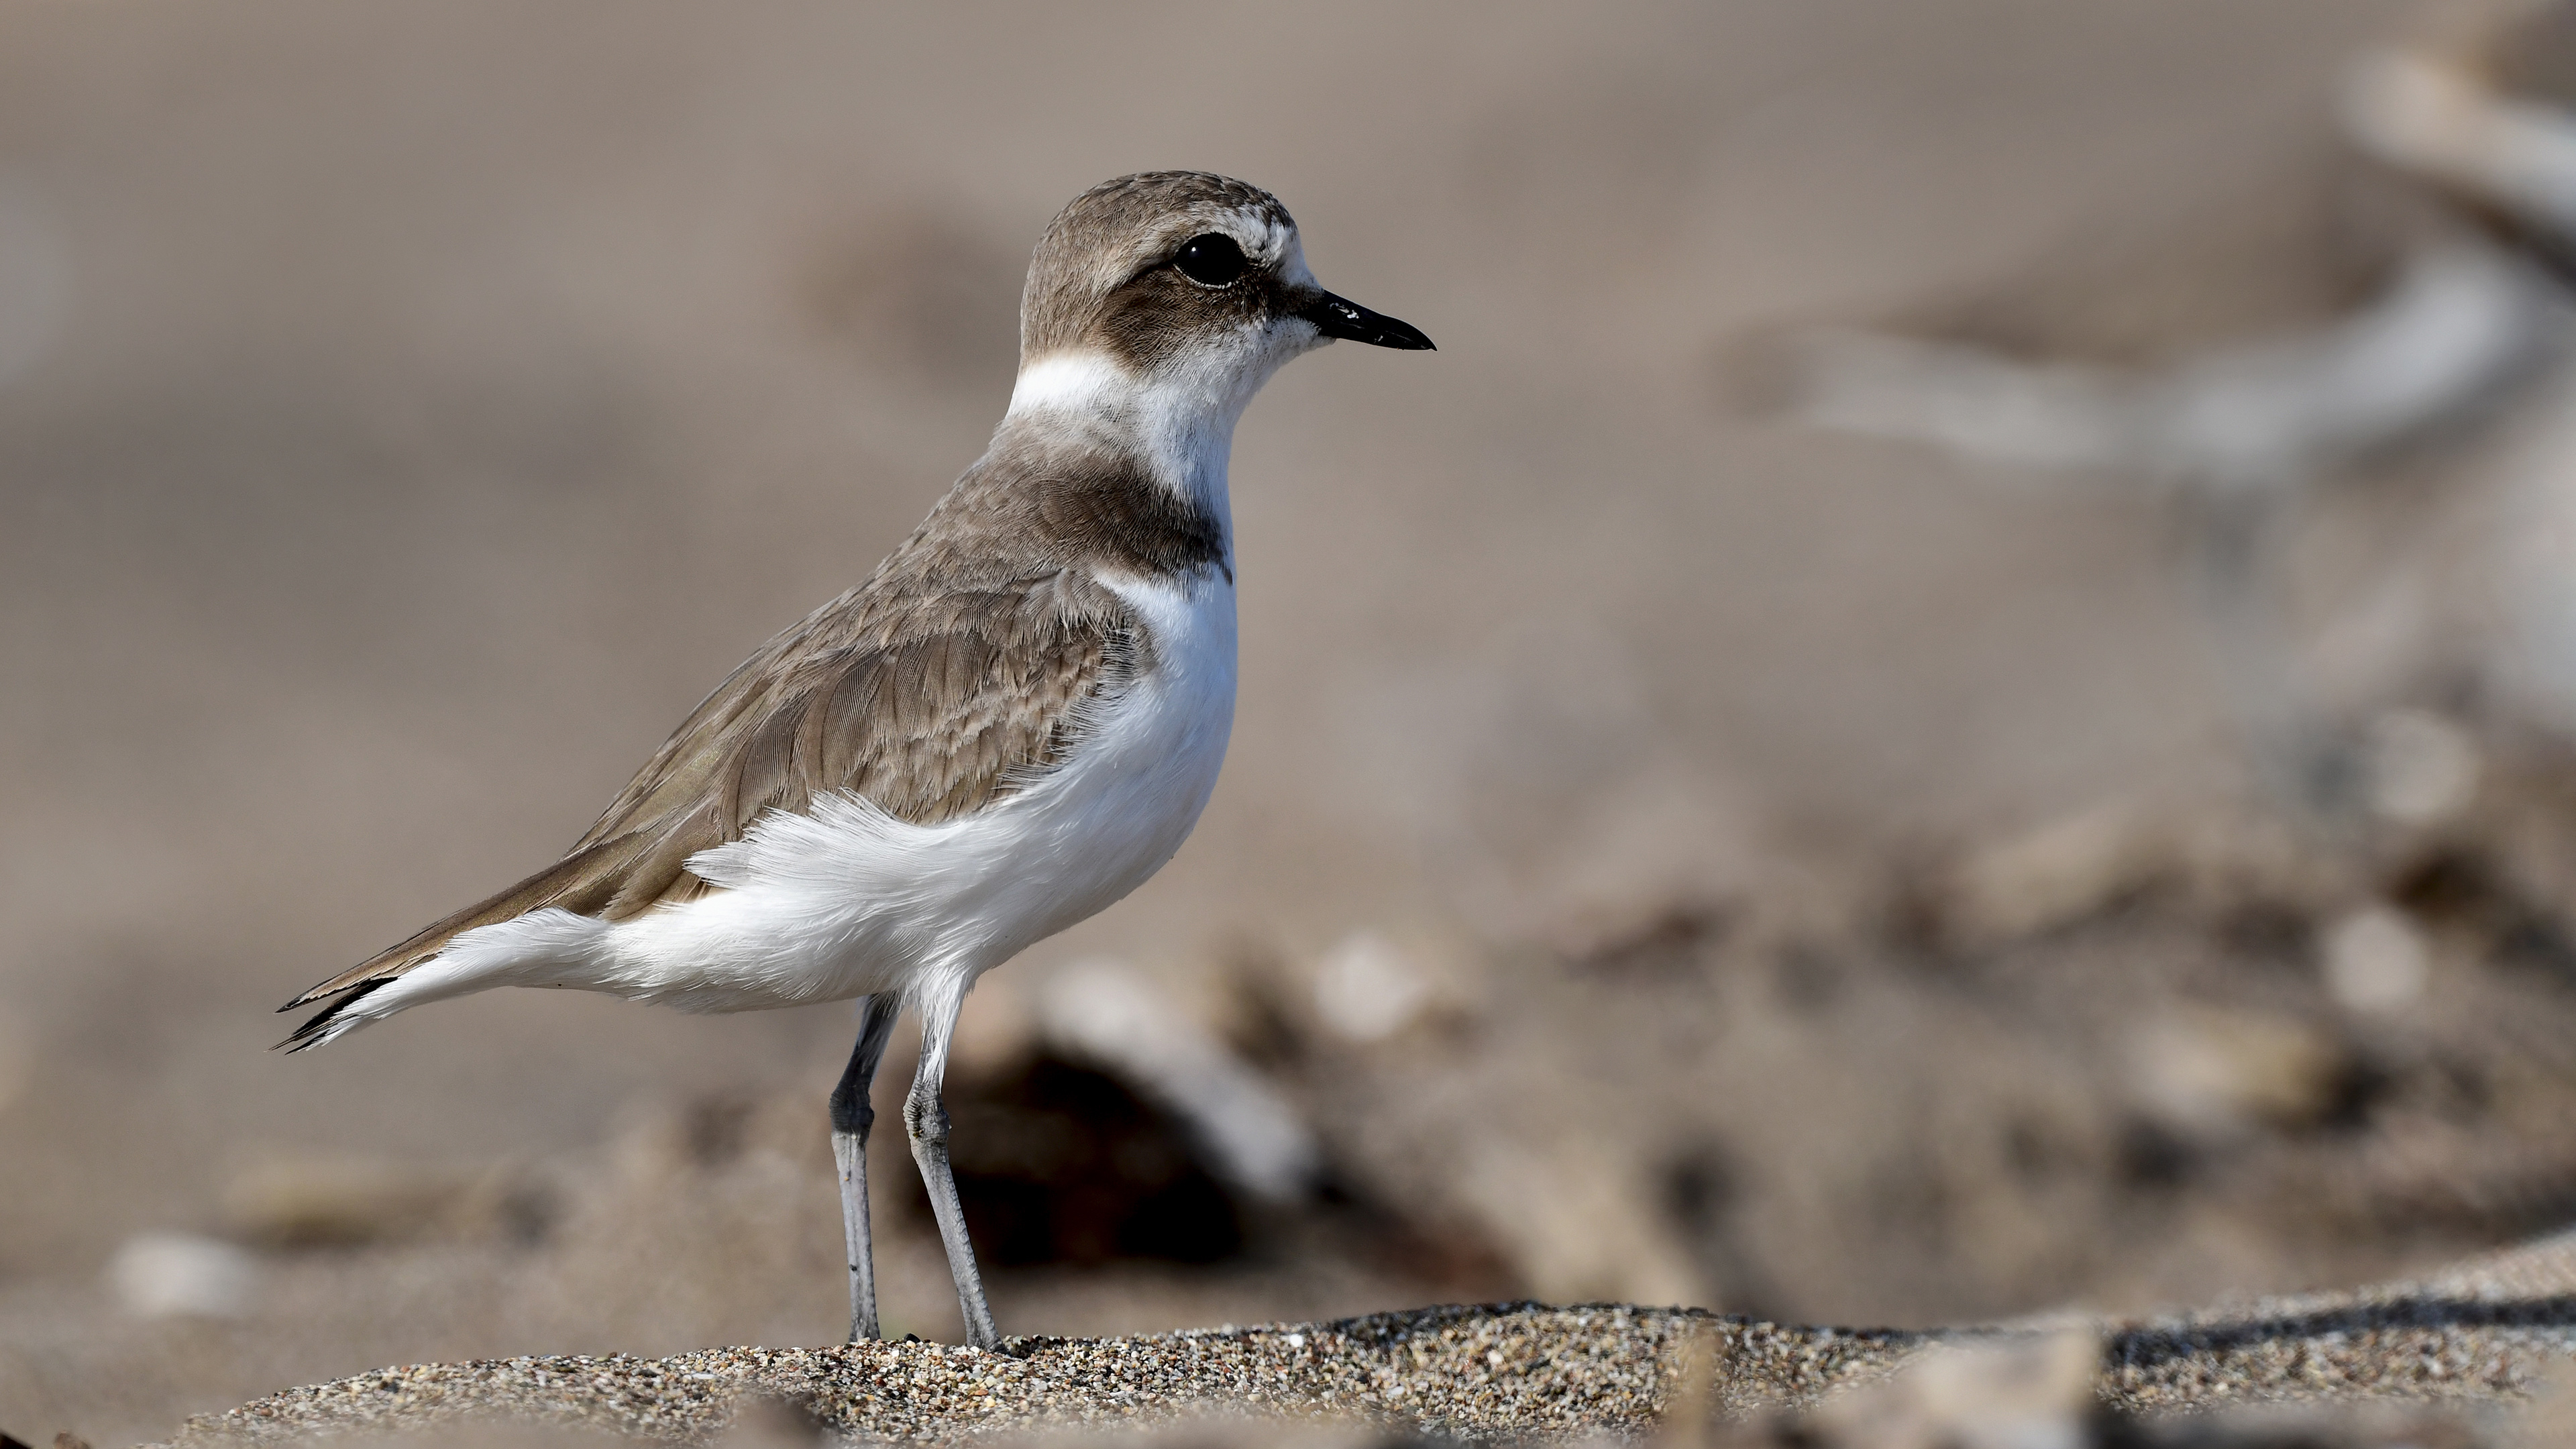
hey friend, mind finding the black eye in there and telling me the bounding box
[1173,233,1248,286]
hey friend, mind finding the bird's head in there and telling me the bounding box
[1006,172,1432,441]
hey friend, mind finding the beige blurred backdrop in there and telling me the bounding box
[18,1,2566,1442]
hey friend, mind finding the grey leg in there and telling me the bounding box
[904,988,1000,1348]
[830,995,900,1343]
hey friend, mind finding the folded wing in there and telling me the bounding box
[282,572,1138,1024]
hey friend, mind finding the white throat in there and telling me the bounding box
[1003,337,1305,527]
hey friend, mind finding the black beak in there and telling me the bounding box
[1301,290,1435,350]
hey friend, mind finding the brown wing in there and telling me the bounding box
[284,574,1138,1012]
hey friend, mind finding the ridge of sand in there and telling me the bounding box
[151,1231,2576,1446]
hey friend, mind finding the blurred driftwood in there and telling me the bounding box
[1766,7,2576,816]
[1781,243,2552,490]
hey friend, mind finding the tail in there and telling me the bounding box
[276,830,659,1051]
[278,978,397,1053]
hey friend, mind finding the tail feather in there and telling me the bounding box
[277,978,393,1053]
[278,829,661,1040]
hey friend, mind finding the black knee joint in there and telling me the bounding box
[829,1087,873,1138]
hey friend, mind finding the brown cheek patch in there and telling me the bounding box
[1091,268,1287,374]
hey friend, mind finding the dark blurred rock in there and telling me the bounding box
[1040,961,1320,1203]
[932,1051,1244,1269]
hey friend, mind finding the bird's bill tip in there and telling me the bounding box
[1302,291,1434,350]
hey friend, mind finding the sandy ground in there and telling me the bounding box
[153,1231,2576,1446]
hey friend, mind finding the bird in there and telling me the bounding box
[276,172,1433,1350]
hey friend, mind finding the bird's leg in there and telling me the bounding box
[830,994,900,1343]
[904,987,1000,1348]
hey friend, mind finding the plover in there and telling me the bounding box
[279,172,1432,1349]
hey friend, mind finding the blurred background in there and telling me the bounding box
[17,0,2576,1442]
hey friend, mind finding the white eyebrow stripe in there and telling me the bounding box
[1277,231,1316,290]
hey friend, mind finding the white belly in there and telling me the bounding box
[536,566,1237,1012]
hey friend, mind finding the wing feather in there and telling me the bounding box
[283,572,1138,1013]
